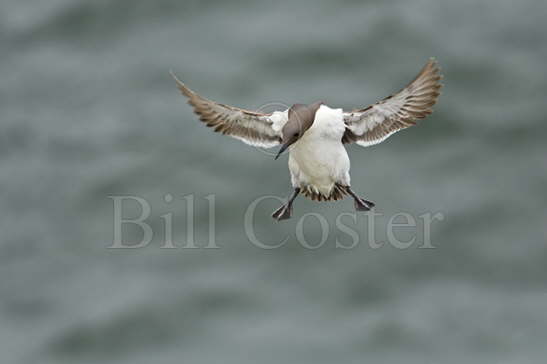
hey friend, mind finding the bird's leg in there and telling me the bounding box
[272,188,301,221]
[346,187,375,211]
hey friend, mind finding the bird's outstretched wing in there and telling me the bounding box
[171,72,286,148]
[342,59,442,147]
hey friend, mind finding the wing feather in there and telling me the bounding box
[343,59,443,147]
[171,72,286,148]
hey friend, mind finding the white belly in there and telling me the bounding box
[287,105,351,196]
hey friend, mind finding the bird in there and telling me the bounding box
[171,58,442,221]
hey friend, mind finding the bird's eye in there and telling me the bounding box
[293,133,299,137]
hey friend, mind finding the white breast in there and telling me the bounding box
[287,105,351,195]
[306,104,347,140]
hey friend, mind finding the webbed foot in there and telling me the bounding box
[272,204,292,221]
[354,198,375,211]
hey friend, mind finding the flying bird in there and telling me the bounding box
[171,59,442,221]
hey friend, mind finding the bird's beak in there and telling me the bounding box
[274,143,290,160]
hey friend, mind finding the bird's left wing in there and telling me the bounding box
[171,72,287,148]
[342,59,442,147]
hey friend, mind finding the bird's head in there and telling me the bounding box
[275,101,323,160]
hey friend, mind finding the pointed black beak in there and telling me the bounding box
[274,143,289,160]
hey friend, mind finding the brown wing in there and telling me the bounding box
[171,72,285,148]
[342,58,442,146]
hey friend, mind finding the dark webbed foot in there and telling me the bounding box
[346,187,375,211]
[272,204,292,220]
[354,197,375,211]
[272,188,300,221]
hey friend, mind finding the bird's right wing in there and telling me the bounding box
[171,72,287,148]
[342,59,442,146]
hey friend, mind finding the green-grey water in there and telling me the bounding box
[1,1,546,363]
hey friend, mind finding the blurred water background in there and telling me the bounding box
[1,0,546,363]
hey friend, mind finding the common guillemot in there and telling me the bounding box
[171,58,442,220]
